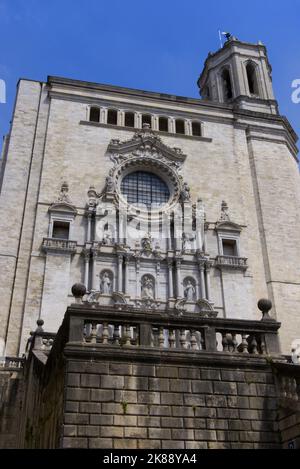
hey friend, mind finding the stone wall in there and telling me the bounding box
[0,369,23,448]
[62,358,281,449]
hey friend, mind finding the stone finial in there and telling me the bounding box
[36,319,44,333]
[71,283,87,303]
[258,298,273,321]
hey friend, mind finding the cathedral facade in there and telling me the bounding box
[0,36,299,359]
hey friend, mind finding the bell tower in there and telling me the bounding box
[198,36,278,114]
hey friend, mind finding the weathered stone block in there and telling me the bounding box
[114,390,137,403]
[200,369,221,380]
[156,366,178,378]
[170,379,191,393]
[149,428,171,439]
[213,381,237,395]
[137,391,160,404]
[124,376,149,390]
[148,378,169,392]
[114,415,137,426]
[79,402,101,414]
[66,387,90,401]
[78,425,99,437]
[125,427,147,439]
[178,368,200,380]
[161,392,183,405]
[237,382,257,396]
[90,389,114,402]
[162,440,185,449]
[62,437,88,448]
[63,425,77,437]
[80,374,100,388]
[138,439,161,449]
[101,375,124,389]
[109,363,132,375]
[132,364,155,376]
[64,413,89,425]
[100,426,124,438]
[161,417,183,428]
[90,414,113,426]
[137,416,160,427]
[195,429,217,441]
[184,395,205,406]
[89,438,113,449]
[67,373,80,387]
[192,381,213,394]
[149,406,171,416]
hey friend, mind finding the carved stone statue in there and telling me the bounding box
[180,182,191,202]
[141,232,152,251]
[184,280,196,301]
[100,272,112,294]
[182,232,195,252]
[102,227,112,245]
[220,200,230,221]
[57,181,72,204]
[141,276,154,299]
[105,175,115,193]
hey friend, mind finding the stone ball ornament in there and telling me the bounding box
[71,283,87,299]
[257,298,273,321]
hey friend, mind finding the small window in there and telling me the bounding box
[125,112,135,128]
[89,107,100,123]
[107,109,118,125]
[159,117,168,132]
[246,63,259,96]
[175,119,185,135]
[192,121,201,137]
[52,221,70,240]
[222,239,237,257]
[221,68,233,101]
[142,114,152,128]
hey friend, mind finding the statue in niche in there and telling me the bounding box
[102,230,112,245]
[182,232,195,252]
[141,276,155,299]
[180,182,191,202]
[184,279,196,301]
[141,232,152,251]
[100,272,112,294]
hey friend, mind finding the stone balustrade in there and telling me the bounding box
[215,255,248,270]
[0,356,24,369]
[42,237,77,254]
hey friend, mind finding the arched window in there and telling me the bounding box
[159,116,168,132]
[142,114,152,128]
[221,68,233,101]
[246,62,259,96]
[192,121,202,137]
[89,106,100,123]
[175,119,185,135]
[107,109,118,125]
[125,112,135,128]
[121,171,170,209]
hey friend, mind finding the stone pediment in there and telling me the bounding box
[107,124,186,167]
[215,221,242,232]
[48,202,77,215]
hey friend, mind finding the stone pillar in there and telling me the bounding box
[135,112,142,129]
[124,256,130,294]
[84,251,90,289]
[199,261,206,299]
[205,261,212,302]
[118,254,123,292]
[152,115,159,131]
[175,258,182,298]
[184,119,191,136]
[118,110,124,127]
[92,249,97,290]
[87,213,92,242]
[169,117,176,133]
[168,260,174,298]
[100,107,107,124]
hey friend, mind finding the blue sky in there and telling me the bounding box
[0,0,299,152]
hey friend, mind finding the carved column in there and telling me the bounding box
[167,259,174,298]
[84,250,90,289]
[152,115,158,131]
[169,117,176,134]
[117,254,123,292]
[135,258,140,298]
[87,212,93,242]
[91,247,97,290]
[198,260,206,299]
[175,258,183,298]
[184,119,191,136]
[135,112,142,129]
[100,107,107,124]
[205,261,212,302]
[118,110,124,127]
[124,256,130,294]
